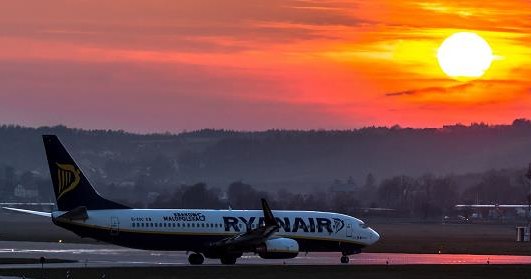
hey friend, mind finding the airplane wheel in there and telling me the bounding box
[340,256,349,264]
[220,256,237,265]
[188,253,204,265]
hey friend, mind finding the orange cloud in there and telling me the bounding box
[0,0,528,131]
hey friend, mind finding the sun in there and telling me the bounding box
[437,32,493,80]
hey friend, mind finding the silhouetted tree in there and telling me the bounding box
[181,183,222,209]
[227,181,268,209]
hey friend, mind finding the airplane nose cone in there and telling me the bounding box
[370,228,380,244]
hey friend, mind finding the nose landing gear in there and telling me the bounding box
[188,253,205,265]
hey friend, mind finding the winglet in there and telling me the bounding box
[261,198,277,227]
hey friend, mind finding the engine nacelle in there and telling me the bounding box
[256,238,299,259]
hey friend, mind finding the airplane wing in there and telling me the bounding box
[2,207,52,217]
[210,199,279,249]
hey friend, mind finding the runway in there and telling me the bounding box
[2,241,531,268]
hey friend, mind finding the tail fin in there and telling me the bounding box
[42,135,129,211]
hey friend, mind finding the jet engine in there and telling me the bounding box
[256,238,299,259]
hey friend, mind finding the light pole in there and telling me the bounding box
[526,163,531,225]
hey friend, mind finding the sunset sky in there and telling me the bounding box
[0,0,529,132]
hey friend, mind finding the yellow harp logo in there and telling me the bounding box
[56,163,81,200]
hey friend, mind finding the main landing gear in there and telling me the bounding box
[189,253,237,265]
[340,255,350,264]
[220,255,237,265]
[188,253,205,265]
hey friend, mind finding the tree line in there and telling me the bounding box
[111,167,529,219]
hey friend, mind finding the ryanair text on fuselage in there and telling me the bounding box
[160,213,345,234]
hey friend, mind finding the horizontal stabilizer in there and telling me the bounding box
[58,206,88,221]
[2,207,52,217]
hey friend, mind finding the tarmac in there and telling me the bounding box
[2,241,531,268]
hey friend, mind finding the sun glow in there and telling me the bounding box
[437,32,493,80]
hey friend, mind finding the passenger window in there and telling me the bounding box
[187,223,190,227]
[202,223,205,227]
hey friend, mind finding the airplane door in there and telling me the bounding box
[346,223,352,237]
[110,217,120,236]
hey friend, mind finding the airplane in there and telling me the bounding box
[2,135,380,265]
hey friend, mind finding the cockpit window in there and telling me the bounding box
[359,223,369,229]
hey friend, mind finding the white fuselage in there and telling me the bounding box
[52,209,379,253]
